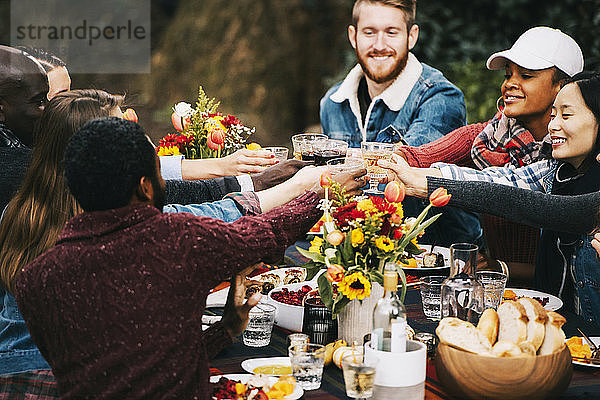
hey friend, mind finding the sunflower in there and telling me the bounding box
[339,272,371,300]
[308,236,324,253]
[375,236,394,252]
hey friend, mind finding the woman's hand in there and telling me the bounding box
[221,149,278,175]
[310,167,368,198]
[378,154,441,198]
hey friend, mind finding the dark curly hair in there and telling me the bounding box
[64,117,157,211]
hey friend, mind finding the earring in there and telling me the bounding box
[496,96,504,113]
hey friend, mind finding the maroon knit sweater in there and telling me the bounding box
[15,192,321,399]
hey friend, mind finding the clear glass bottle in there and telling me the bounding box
[441,243,484,324]
[372,263,406,352]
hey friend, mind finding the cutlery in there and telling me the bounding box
[577,328,600,362]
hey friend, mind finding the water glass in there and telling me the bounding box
[326,157,365,174]
[291,133,327,161]
[263,146,289,162]
[301,296,338,345]
[242,303,276,347]
[360,142,395,194]
[287,333,309,354]
[288,343,326,390]
[342,352,379,399]
[419,276,445,320]
[476,271,508,310]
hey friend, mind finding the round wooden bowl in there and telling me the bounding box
[435,343,573,400]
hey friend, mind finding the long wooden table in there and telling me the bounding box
[209,243,600,399]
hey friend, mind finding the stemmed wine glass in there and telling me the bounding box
[361,142,395,194]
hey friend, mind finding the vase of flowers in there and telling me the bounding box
[156,86,255,159]
[299,176,451,344]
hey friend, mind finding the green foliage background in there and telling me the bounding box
[2,0,600,144]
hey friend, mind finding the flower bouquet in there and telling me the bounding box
[298,176,451,317]
[156,86,255,158]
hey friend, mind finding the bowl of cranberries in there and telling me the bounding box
[266,282,316,332]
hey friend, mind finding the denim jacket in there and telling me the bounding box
[537,162,600,326]
[319,54,480,246]
[0,199,246,375]
[320,54,467,147]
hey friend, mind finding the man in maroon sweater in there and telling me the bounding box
[15,117,365,399]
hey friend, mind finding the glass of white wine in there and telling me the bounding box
[342,352,379,400]
[361,142,395,194]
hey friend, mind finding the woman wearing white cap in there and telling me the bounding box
[396,26,584,170]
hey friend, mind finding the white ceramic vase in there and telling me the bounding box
[337,281,384,345]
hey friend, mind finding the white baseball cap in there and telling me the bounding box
[487,27,584,77]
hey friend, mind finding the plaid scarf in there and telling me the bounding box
[0,123,27,148]
[471,112,552,169]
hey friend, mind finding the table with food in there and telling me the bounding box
[205,245,600,400]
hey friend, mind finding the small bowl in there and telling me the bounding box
[435,343,573,400]
[266,281,316,332]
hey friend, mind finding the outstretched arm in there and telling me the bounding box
[427,176,600,234]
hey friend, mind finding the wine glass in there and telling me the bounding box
[361,142,395,194]
[341,352,379,399]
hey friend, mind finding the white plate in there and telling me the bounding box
[210,373,303,399]
[241,357,291,376]
[504,288,563,311]
[206,267,308,308]
[400,244,450,271]
[570,336,600,368]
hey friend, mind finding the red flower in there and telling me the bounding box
[371,196,397,215]
[222,114,241,127]
[393,229,404,239]
[430,187,452,207]
[158,133,180,147]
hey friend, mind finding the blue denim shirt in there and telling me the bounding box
[0,199,244,375]
[320,56,467,147]
[320,57,481,246]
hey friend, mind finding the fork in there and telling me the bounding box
[578,328,600,361]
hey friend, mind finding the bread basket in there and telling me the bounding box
[435,343,572,400]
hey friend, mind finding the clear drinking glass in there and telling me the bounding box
[291,133,327,161]
[361,142,395,194]
[342,352,379,400]
[242,303,276,347]
[313,139,349,166]
[419,276,445,320]
[263,146,289,162]
[326,157,366,174]
[476,271,508,310]
[287,333,310,354]
[441,243,484,323]
[288,343,326,390]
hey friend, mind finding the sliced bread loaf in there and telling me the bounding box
[436,317,492,355]
[538,311,566,355]
[497,300,528,344]
[517,297,548,351]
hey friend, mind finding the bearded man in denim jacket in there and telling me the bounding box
[320,0,481,246]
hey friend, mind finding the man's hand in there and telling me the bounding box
[223,149,278,175]
[222,264,263,338]
[251,160,308,191]
[310,168,367,198]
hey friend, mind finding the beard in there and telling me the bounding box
[356,48,409,84]
[151,176,167,211]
